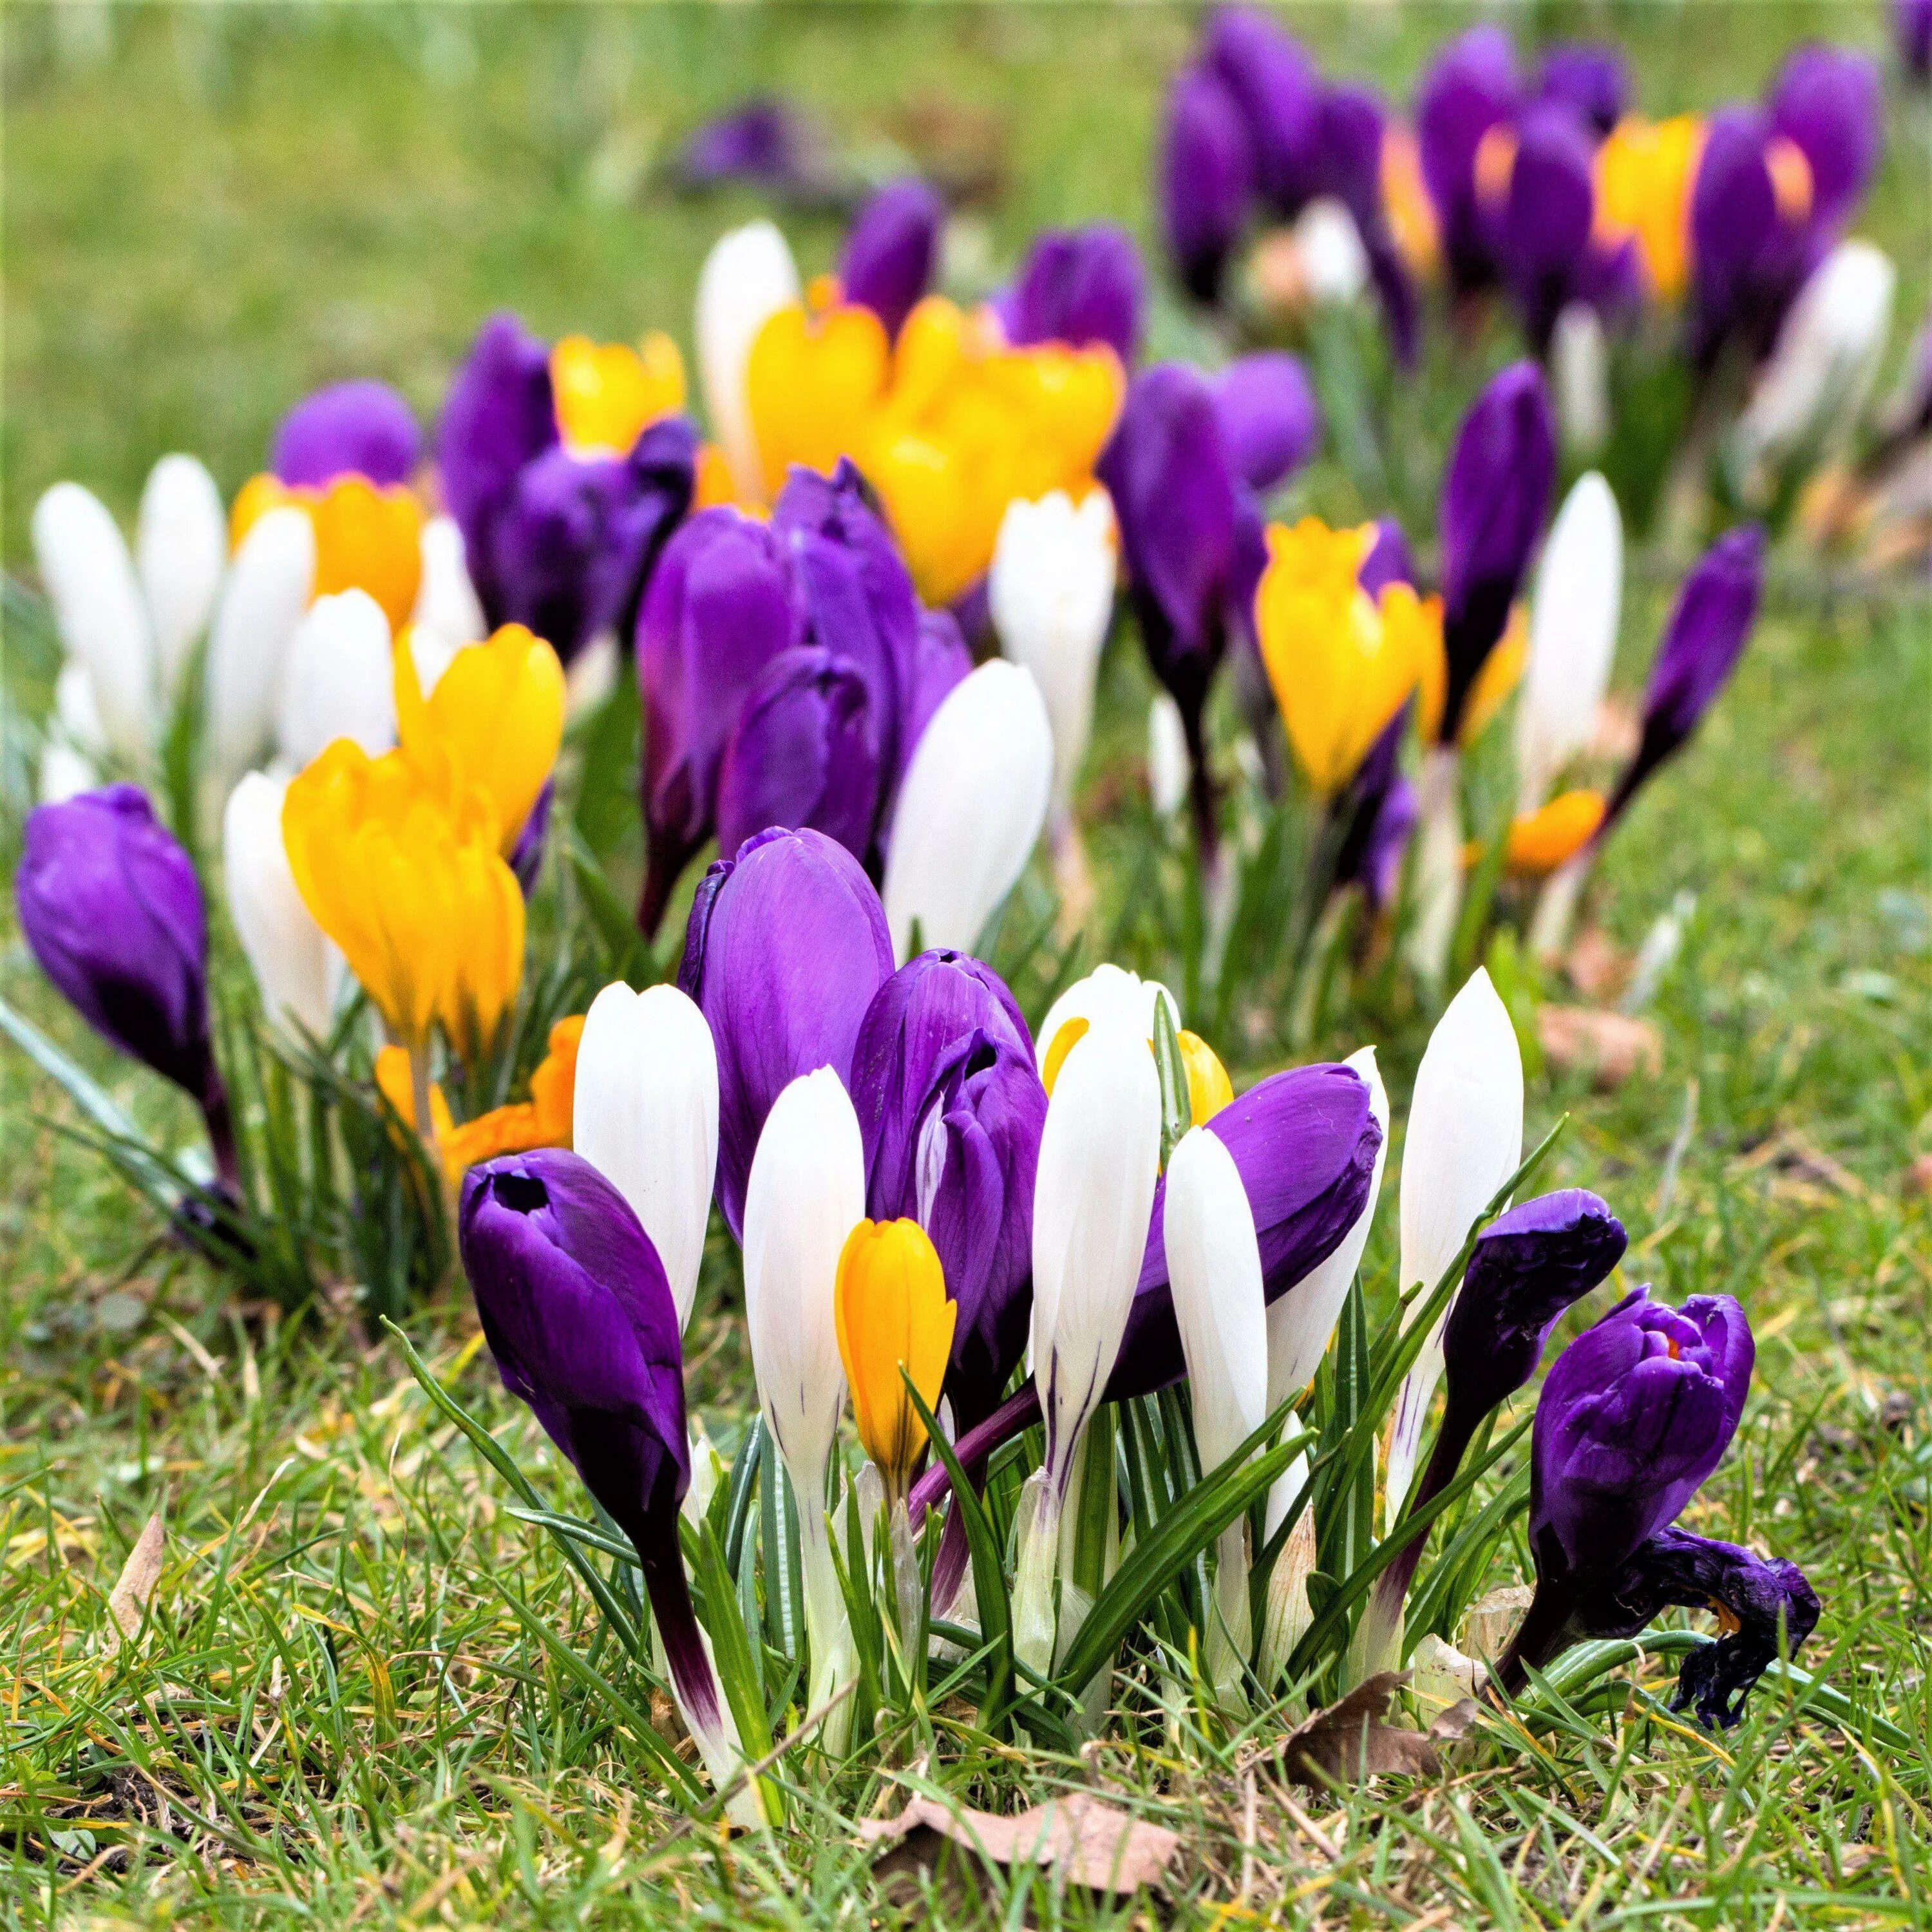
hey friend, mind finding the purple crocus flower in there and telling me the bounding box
[901,609,973,753]
[996,225,1146,364]
[510,777,553,898]
[1416,23,1521,293]
[272,379,421,489]
[1205,5,1322,214]
[1603,524,1764,826]
[1768,44,1882,233]
[1688,109,1819,372]
[1535,43,1628,138]
[838,179,944,341]
[713,648,880,864]
[15,786,236,1189]
[675,95,830,200]
[457,1151,734,1754]
[1359,516,1415,598]
[1900,0,1932,82]
[1162,62,1256,305]
[1437,360,1556,742]
[677,827,894,1240]
[1309,83,1423,368]
[1211,353,1322,494]
[1332,730,1416,911]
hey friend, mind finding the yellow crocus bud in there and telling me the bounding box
[393,623,565,856]
[744,299,891,501]
[232,473,424,631]
[1504,788,1605,875]
[1594,114,1705,304]
[551,332,686,456]
[1176,1030,1234,1124]
[833,1218,958,1503]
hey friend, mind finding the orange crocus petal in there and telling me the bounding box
[308,477,424,630]
[1474,123,1519,209]
[1381,124,1439,279]
[1459,602,1529,748]
[1176,1030,1234,1124]
[1765,136,1814,227]
[1595,114,1705,303]
[1504,789,1606,875]
[551,332,687,455]
[527,1015,585,1144]
[374,1043,455,1143]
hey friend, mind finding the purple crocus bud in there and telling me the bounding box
[712,647,880,864]
[1689,109,1814,371]
[1162,63,1255,305]
[901,608,973,755]
[1416,23,1520,292]
[273,380,421,489]
[1486,103,1600,356]
[1604,524,1764,826]
[1900,0,1932,82]
[677,827,893,1239]
[838,179,944,341]
[637,509,804,935]
[1211,352,1322,495]
[1562,1526,1821,1728]
[1437,361,1556,742]
[676,95,826,197]
[997,225,1146,363]
[1205,5,1322,214]
[1768,44,1882,232]
[15,786,236,1188]
[849,949,1045,1432]
[1535,43,1628,138]
[1311,84,1422,369]
[510,776,553,897]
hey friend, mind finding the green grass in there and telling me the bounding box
[3,5,1931,1926]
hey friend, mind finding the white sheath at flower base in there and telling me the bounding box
[1383,968,1524,1528]
[135,455,227,700]
[204,506,317,790]
[1147,694,1189,819]
[1517,473,1623,816]
[274,590,397,770]
[1013,1019,1162,1678]
[989,488,1116,831]
[695,219,802,501]
[222,771,342,1040]
[573,981,719,1333]
[1035,964,1179,1079]
[741,1066,865,1745]
[881,659,1054,963]
[1165,1125,1269,1698]
[410,514,487,656]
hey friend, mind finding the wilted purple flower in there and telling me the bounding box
[511,777,553,898]
[839,179,944,341]
[273,380,421,489]
[677,827,893,1239]
[996,225,1146,363]
[1900,0,1932,82]
[1206,5,1322,214]
[1162,63,1255,305]
[1211,353,1322,494]
[15,786,236,1188]
[675,95,829,200]
[1437,360,1556,741]
[1416,23,1521,292]
[1768,44,1882,232]
[1604,524,1764,826]
[1535,43,1628,138]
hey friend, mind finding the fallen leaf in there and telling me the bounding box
[1461,1584,1533,1664]
[1278,1673,1441,1787]
[1428,1698,1481,1743]
[1410,1634,1485,1718]
[1565,928,1629,1003]
[105,1508,166,1651]
[860,1792,1180,1895]
[1539,1005,1663,1089]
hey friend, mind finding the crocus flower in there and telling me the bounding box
[410,514,489,655]
[742,298,893,505]
[696,220,804,500]
[1535,43,1627,138]
[230,468,424,636]
[1768,45,1880,234]
[676,96,829,198]
[16,786,236,1189]
[273,380,421,490]
[1901,0,1932,82]
[1211,354,1321,495]
[902,608,974,754]
[415,1014,583,1182]
[573,981,719,1333]
[1147,695,1190,819]
[1593,113,1705,305]
[203,507,320,788]
[1416,23,1520,293]
[742,1066,866,1741]
[839,179,945,342]
[223,772,342,1041]
[1036,963,1178,1083]
[996,225,1145,363]
[275,589,396,770]
[1162,63,1255,305]
[678,827,894,1240]
[457,1150,759,1821]
[881,660,1054,963]
[1205,6,1321,213]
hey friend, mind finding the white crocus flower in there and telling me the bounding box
[39,661,109,802]
[1517,471,1623,815]
[1147,694,1189,819]
[1551,303,1609,460]
[696,219,802,502]
[222,771,342,1039]
[1012,1019,1162,1677]
[573,981,720,1334]
[274,589,396,770]
[881,659,1053,963]
[1383,969,1524,1527]
[410,513,486,654]
[741,1066,865,1746]
[1035,963,1180,1087]
[1294,197,1370,307]
[1165,1124,1269,1700]
[204,506,316,791]
[135,455,227,697]
[989,488,1116,835]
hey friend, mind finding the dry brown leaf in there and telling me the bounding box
[1278,1672,1441,1788]
[860,1791,1180,1895]
[1428,1698,1482,1743]
[105,1508,166,1651]
[1565,928,1629,1003]
[1539,1005,1663,1089]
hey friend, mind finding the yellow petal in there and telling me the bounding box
[1381,124,1439,280]
[374,1043,454,1144]
[527,1014,585,1144]
[309,477,424,631]
[1595,114,1705,303]
[551,332,687,455]
[1504,788,1607,875]
[744,301,891,502]
[692,441,742,510]
[1459,601,1528,748]
[1176,1030,1234,1124]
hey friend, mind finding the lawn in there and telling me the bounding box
[2,4,1929,1926]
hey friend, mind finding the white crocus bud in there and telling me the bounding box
[32,482,155,759]
[1294,196,1370,307]
[696,219,802,502]
[222,771,341,1039]
[1406,746,1463,989]
[1517,472,1623,815]
[741,1066,865,1746]
[204,507,316,789]
[573,981,720,1333]
[274,589,396,770]
[1383,968,1524,1527]
[1551,303,1610,460]
[1165,1124,1268,1700]
[410,513,486,652]
[1013,1019,1162,1677]
[881,659,1053,963]
[135,454,226,700]
[989,488,1116,831]
[1148,693,1189,819]
[1035,963,1180,1086]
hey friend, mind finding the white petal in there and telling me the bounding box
[1294,197,1369,306]
[222,770,341,1039]
[205,507,316,786]
[136,454,226,697]
[573,981,721,1332]
[1036,964,1179,1077]
[31,481,155,759]
[410,513,486,650]
[695,220,801,502]
[408,625,460,700]
[39,742,99,804]
[274,589,396,769]
[53,658,108,755]
[1147,692,1189,819]
[881,659,1053,963]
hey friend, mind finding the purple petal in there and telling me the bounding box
[274,380,421,489]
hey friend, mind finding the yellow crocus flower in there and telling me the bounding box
[1415,597,1523,750]
[232,472,424,631]
[1594,114,1706,304]
[744,299,892,501]
[833,1218,958,1502]
[1504,788,1606,875]
[393,624,565,856]
[550,332,686,456]
[1176,1030,1234,1124]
